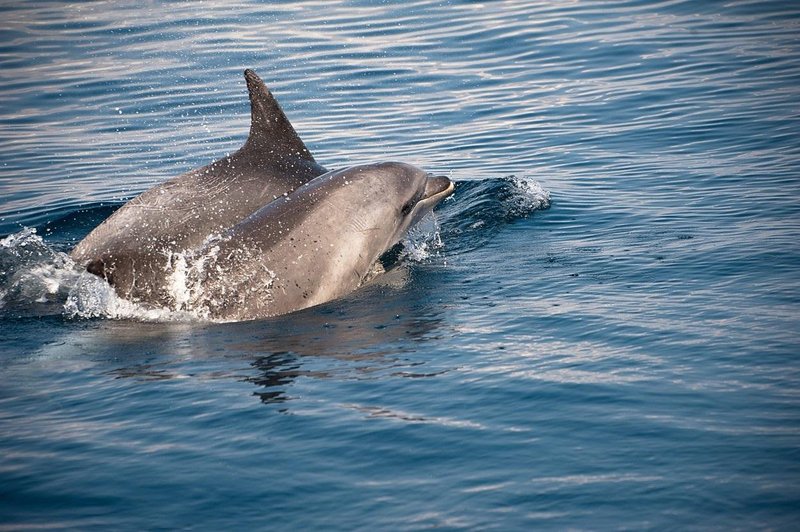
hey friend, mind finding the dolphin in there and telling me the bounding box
[70,69,326,303]
[174,162,454,321]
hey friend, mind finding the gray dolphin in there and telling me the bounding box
[175,162,454,321]
[70,69,326,303]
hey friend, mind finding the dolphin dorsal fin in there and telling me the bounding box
[243,69,316,163]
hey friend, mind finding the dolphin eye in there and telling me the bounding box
[401,199,415,216]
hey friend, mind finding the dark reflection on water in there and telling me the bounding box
[236,294,445,404]
[247,351,303,404]
[64,272,447,406]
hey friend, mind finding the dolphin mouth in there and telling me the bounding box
[422,175,455,202]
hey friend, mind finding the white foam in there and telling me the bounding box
[507,175,551,215]
[166,250,192,309]
[402,212,445,262]
[1,228,82,312]
[64,271,203,322]
[0,228,204,322]
[1,226,38,249]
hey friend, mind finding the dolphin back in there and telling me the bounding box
[70,69,327,306]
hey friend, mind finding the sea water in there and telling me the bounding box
[1,1,799,529]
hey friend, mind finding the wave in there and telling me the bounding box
[0,177,549,322]
[436,175,550,255]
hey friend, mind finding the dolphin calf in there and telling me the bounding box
[175,162,454,321]
[70,70,326,303]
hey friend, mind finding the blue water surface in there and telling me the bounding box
[1,1,800,529]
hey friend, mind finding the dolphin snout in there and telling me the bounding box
[424,175,454,201]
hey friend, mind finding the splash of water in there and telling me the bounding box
[0,228,194,321]
[0,177,549,321]
[1,228,80,314]
[506,175,551,215]
[402,212,445,262]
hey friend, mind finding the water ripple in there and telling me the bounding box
[2,1,800,529]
